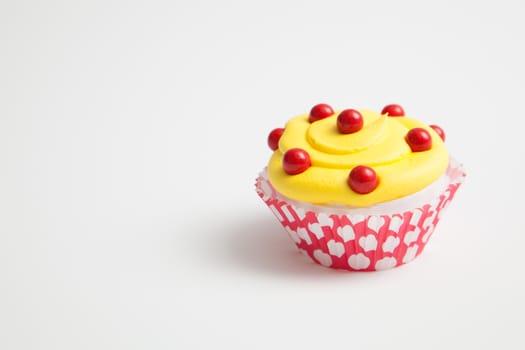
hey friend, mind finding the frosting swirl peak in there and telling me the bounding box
[267,108,448,207]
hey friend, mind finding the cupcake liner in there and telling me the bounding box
[255,157,466,271]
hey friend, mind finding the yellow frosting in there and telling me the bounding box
[267,109,448,207]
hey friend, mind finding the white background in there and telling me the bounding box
[1,0,524,349]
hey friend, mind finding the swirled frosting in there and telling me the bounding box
[267,109,448,207]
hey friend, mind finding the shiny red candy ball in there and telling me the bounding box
[267,128,285,150]
[406,128,433,152]
[309,103,334,122]
[337,109,363,134]
[430,124,446,142]
[348,166,379,194]
[282,148,311,175]
[381,104,405,117]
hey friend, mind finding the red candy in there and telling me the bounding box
[267,128,284,150]
[381,104,405,117]
[406,128,432,152]
[282,148,311,175]
[309,103,334,123]
[337,109,363,134]
[348,166,379,194]
[430,124,446,141]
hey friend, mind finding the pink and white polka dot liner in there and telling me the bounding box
[255,159,466,271]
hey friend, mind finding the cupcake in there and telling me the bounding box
[255,103,466,271]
